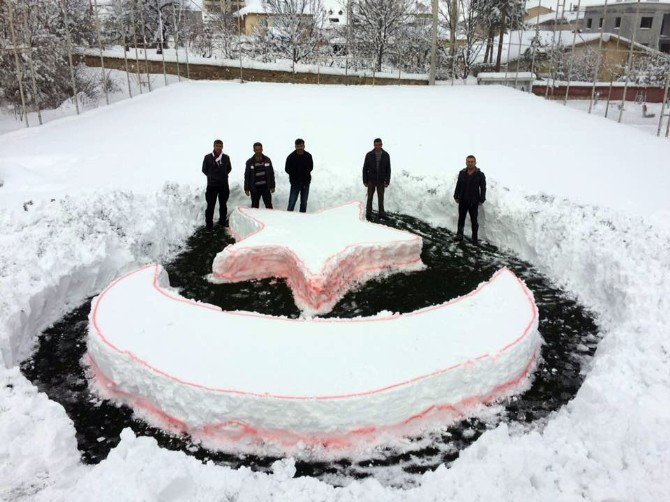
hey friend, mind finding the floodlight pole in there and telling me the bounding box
[171,3,182,82]
[139,0,153,91]
[618,0,641,123]
[131,1,143,94]
[60,0,80,114]
[429,0,438,85]
[7,0,29,127]
[659,70,670,137]
[588,0,608,113]
[563,0,582,105]
[92,0,110,105]
[545,0,562,99]
[22,10,43,125]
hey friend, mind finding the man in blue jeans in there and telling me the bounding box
[285,138,313,212]
[453,154,486,245]
[201,139,232,230]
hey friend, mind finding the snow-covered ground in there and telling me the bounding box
[1,81,669,500]
[0,67,181,135]
[565,98,670,137]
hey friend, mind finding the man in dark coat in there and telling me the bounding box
[362,138,391,220]
[202,139,232,230]
[244,142,275,209]
[453,154,486,245]
[285,138,313,213]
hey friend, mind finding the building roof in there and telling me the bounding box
[585,0,670,6]
[526,9,583,26]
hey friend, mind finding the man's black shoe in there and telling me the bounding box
[472,238,480,246]
[454,233,464,241]
[218,219,229,227]
[366,213,373,221]
[379,213,390,220]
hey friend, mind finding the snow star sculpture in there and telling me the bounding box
[211,201,425,315]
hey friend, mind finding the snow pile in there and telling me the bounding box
[87,264,539,454]
[212,202,424,315]
[0,82,669,499]
[0,186,203,367]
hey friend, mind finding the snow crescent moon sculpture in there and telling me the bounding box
[87,265,541,454]
[211,201,425,316]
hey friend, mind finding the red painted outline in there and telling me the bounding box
[90,264,539,400]
[86,349,539,450]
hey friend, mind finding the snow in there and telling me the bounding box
[87,264,539,453]
[212,202,424,314]
[0,80,669,500]
[566,98,670,136]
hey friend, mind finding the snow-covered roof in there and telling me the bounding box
[526,0,670,7]
[587,0,670,5]
[236,0,345,17]
[526,9,583,26]
[478,72,536,81]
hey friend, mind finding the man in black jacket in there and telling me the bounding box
[285,138,313,213]
[244,142,275,209]
[362,138,391,220]
[453,155,486,245]
[202,139,232,230]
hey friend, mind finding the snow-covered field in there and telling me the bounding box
[1,81,669,500]
[0,67,180,135]
[565,98,670,137]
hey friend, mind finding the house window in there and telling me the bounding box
[615,16,621,28]
[640,17,653,29]
[599,17,603,28]
[587,18,593,29]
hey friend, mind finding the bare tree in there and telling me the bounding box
[351,0,415,72]
[0,0,96,109]
[258,0,327,69]
[438,0,486,78]
[392,14,432,73]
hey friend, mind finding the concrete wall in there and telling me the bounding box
[83,55,428,86]
[533,83,668,102]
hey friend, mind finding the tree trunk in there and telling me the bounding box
[495,13,506,71]
[486,32,494,63]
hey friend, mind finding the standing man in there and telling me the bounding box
[453,155,486,245]
[362,138,391,220]
[244,142,275,209]
[285,138,313,212]
[202,139,232,230]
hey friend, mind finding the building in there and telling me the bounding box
[203,0,246,16]
[582,0,670,53]
[524,5,554,23]
[500,30,665,80]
